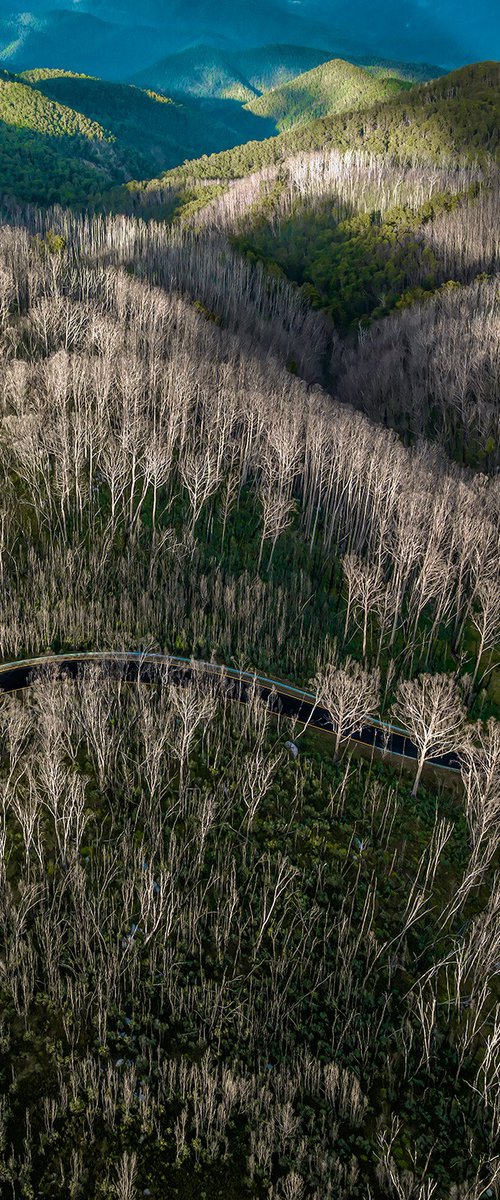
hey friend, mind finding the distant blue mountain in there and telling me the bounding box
[0,9,162,78]
[0,0,497,79]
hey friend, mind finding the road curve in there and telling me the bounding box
[0,651,461,774]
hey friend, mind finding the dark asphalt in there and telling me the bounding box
[0,653,461,774]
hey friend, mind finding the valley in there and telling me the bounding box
[0,13,498,1200]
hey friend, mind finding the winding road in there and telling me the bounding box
[0,651,461,776]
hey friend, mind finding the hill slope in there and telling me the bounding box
[133,46,258,103]
[0,68,109,141]
[132,43,335,101]
[0,205,498,1198]
[163,61,500,181]
[0,67,277,205]
[0,9,162,79]
[1,0,497,72]
[349,54,446,82]
[245,57,411,131]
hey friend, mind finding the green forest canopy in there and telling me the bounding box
[164,61,500,182]
[245,56,411,131]
[0,66,276,205]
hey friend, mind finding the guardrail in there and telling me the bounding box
[0,651,461,774]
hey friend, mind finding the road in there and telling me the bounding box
[0,651,461,774]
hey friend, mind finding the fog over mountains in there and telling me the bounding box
[0,0,498,79]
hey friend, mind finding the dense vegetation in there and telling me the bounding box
[164,62,500,182]
[0,67,276,206]
[233,188,475,326]
[135,43,441,103]
[0,69,109,141]
[352,55,445,82]
[24,69,276,169]
[0,666,498,1198]
[132,44,336,101]
[5,59,498,211]
[245,58,410,131]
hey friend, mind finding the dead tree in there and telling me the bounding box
[258,485,296,570]
[342,554,385,660]
[470,578,500,690]
[392,672,466,795]
[312,656,380,759]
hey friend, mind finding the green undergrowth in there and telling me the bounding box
[233,188,477,330]
[28,479,498,722]
[0,680,496,1198]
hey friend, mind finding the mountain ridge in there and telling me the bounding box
[132,43,443,102]
[132,44,334,101]
[245,57,412,131]
[0,65,277,204]
[160,60,500,183]
[0,0,497,77]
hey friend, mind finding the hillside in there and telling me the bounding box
[134,44,443,102]
[0,9,162,79]
[0,67,276,205]
[132,43,334,100]
[0,208,498,1196]
[24,67,276,158]
[245,56,411,131]
[111,65,500,469]
[0,68,110,141]
[162,61,500,181]
[2,49,474,210]
[350,54,446,82]
[133,46,259,103]
[0,67,118,203]
[0,3,499,1188]
[0,0,497,74]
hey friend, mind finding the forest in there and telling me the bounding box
[0,212,497,1198]
[243,59,410,131]
[125,147,498,469]
[0,67,276,207]
[161,63,500,184]
[0,664,499,1198]
[0,33,498,1200]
